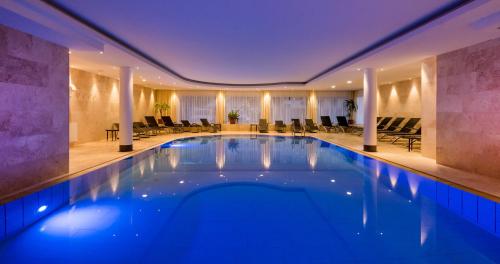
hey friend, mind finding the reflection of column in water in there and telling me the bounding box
[307,142,318,170]
[363,168,378,231]
[261,140,271,169]
[216,138,225,170]
[168,148,180,169]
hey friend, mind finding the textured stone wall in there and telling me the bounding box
[69,68,155,144]
[421,57,437,159]
[378,78,421,118]
[436,37,500,178]
[0,25,69,197]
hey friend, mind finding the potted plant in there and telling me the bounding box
[343,99,358,124]
[227,109,240,124]
[154,102,170,117]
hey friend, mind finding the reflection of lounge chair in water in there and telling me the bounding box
[274,136,286,143]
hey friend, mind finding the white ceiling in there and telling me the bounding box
[1,0,499,91]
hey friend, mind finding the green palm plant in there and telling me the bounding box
[154,102,170,117]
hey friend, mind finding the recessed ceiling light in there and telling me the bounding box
[331,85,336,89]
[347,80,352,84]
[346,191,352,196]
[68,50,71,54]
[99,51,103,54]
[158,76,161,79]
[380,68,384,71]
[136,66,140,70]
[142,79,146,82]
[356,68,361,71]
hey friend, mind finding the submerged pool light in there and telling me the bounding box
[38,205,48,213]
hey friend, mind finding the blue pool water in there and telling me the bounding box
[0,135,499,263]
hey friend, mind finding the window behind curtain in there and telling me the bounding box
[355,94,364,125]
[317,95,349,121]
[179,95,216,123]
[225,95,260,123]
[270,96,306,122]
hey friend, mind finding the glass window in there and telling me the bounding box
[225,95,260,123]
[317,94,350,121]
[179,95,216,123]
[270,96,306,123]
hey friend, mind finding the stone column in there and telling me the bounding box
[307,90,318,122]
[363,68,377,152]
[421,57,437,159]
[119,66,133,152]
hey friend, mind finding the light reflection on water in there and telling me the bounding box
[0,135,498,263]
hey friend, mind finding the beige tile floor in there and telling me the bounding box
[69,131,500,201]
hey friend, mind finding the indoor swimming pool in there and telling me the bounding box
[0,135,498,263]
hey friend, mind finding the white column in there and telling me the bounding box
[363,68,377,152]
[119,66,133,152]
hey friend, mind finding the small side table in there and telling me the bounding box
[106,129,119,141]
[250,124,258,132]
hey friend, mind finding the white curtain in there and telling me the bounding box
[179,95,216,123]
[317,92,351,121]
[355,92,364,125]
[270,96,306,123]
[225,94,260,123]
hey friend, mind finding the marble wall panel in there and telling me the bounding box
[436,37,500,178]
[0,25,69,199]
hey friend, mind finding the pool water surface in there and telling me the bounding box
[0,135,498,263]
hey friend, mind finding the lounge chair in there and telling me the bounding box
[274,120,287,133]
[181,120,201,133]
[161,116,183,133]
[305,119,319,133]
[133,122,152,137]
[320,116,335,133]
[200,118,219,133]
[377,117,393,129]
[144,116,166,134]
[377,117,405,135]
[391,127,421,141]
[258,119,269,133]
[291,119,305,136]
[381,118,420,140]
[402,134,421,152]
[336,116,362,133]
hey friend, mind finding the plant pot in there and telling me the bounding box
[229,118,237,124]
